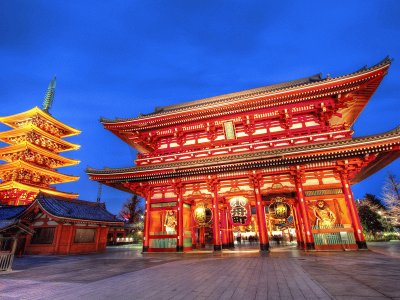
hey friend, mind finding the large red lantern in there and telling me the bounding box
[228,196,251,226]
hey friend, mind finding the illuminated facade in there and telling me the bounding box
[88,58,400,252]
[0,80,80,205]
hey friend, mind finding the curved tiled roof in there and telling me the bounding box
[100,57,391,124]
[0,205,28,220]
[149,74,323,114]
[35,193,121,223]
[0,205,30,232]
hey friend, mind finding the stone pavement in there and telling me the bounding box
[0,243,399,300]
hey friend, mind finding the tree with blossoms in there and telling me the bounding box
[119,194,144,241]
[382,173,400,231]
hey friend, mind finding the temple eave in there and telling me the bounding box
[87,127,400,180]
[0,160,80,183]
[101,58,391,129]
[0,142,80,167]
[0,125,81,152]
[0,181,79,199]
[0,106,81,137]
[350,151,400,184]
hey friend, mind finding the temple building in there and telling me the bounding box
[0,78,80,205]
[87,58,400,252]
[0,193,123,257]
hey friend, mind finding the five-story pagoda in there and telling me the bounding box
[0,78,80,205]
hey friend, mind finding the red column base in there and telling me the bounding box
[305,242,315,250]
[142,246,149,252]
[357,241,368,249]
[176,246,184,252]
[260,243,270,252]
[213,244,222,251]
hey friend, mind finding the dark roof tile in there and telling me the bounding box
[100,57,392,123]
[0,205,28,220]
[36,193,121,223]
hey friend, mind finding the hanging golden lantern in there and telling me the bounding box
[268,197,291,219]
[194,202,212,226]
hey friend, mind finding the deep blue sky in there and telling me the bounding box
[1,1,399,214]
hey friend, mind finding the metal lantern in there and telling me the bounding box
[268,197,291,219]
[194,202,212,226]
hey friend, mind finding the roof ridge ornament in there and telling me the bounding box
[42,76,56,114]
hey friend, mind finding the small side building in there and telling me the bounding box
[0,206,33,271]
[0,193,124,256]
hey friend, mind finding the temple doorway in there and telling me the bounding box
[268,224,297,249]
[193,226,214,250]
[230,210,260,250]
[265,195,298,250]
[233,228,260,249]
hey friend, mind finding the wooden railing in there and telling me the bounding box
[0,253,14,271]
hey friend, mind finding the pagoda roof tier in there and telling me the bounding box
[0,142,80,168]
[87,126,400,186]
[0,181,78,199]
[101,58,391,132]
[0,124,80,152]
[0,106,80,138]
[0,160,79,184]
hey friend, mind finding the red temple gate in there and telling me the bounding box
[87,58,400,252]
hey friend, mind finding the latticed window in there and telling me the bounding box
[74,228,96,243]
[31,227,55,244]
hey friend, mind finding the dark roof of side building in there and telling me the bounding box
[0,205,29,220]
[0,205,31,232]
[35,193,122,223]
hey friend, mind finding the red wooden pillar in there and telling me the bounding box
[292,204,304,249]
[227,214,234,248]
[191,207,197,249]
[340,173,367,249]
[207,176,221,251]
[143,190,152,252]
[250,171,269,251]
[53,224,62,254]
[66,225,74,255]
[295,173,315,250]
[113,231,117,245]
[199,227,205,248]
[254,186,269,251]
[95,227,101,252]
[212,192,221,251]
[226,208,233,248]
[220,208,229,249]
[174,181,184,252]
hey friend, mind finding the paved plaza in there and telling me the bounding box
[0,242,399,300]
